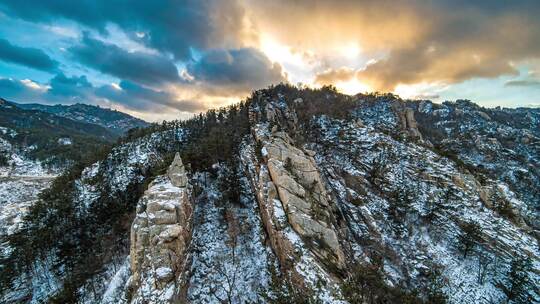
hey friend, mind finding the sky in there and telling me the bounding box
[0,1,539,121]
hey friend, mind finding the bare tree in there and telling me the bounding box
[211,209,241,304]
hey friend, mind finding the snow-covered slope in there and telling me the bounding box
[0,127,184,303]
[1,86,538,304]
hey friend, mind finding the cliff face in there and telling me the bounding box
[2,86,539,304]
[257,129,345,267]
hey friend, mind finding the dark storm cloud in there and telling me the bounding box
[96,81,204,112]
[0,0,246,60]
[0,78,44,101]
[47,73,93,97]
[0,39,59,72]
[187,48,285,91]
[69,34,181,85]
[0,74,95,103]
[0,75,204,113]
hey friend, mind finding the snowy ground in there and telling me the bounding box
[0,176,54,237]
[82,257,131,304]
[312,116,540,303]
[0,155,60,303]
[0,153,58,238]
[187,172,272,303]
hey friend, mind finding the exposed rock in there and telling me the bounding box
[128,156,193,303]
[5,87,540,304]
[405,108,422,139]
[262,131,345,267]
[265,100,299,133]
[392,102,423,139]
[167,152,188,187]
[477,111,491,120]
[353,118,364,128]
[252,164,297,269]
[266,103,277,122]
[521,132,534,144]
[311,114,540,303]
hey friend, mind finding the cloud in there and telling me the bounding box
[0,78,46,101]
[69,33,181,85]
[187,48,285,92]
[0,0,248,60]
[3,0,540,111]
[505,79,540,87]
[1,74,97,103]
[96,81,205,112]
[0,38,59,72]
[315,67,356,85]
[249,0,540,91]
[0,74,206,115]
[47,73,93,98]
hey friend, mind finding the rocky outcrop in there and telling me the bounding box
[247,157,297,271]
[127,154,193,303]
[392,101,423,139]
[263,132,345,267]
[167,153,188,187]
[254,99,345,269]
[244,125,346,302]
[244,98,349,301]
[264,98,299,132]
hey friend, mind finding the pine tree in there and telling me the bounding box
[497,256,533,304]
[457,221,482,258]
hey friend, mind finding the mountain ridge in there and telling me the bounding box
[13,100,149,134]
[0,85,538,304]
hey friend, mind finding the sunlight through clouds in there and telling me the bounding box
[1,0,539,120]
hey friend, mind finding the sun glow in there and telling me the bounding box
[338,43,361,59]
[258,34,318,84]
[259,35,303,67]
[334,79,370,95]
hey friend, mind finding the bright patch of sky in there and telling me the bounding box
[0,1,539,121]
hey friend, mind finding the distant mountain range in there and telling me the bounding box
[15,101,148,134]
[0,98,149,165]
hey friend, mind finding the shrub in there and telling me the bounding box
[262,265,320,304]
[341,262,426,304]
[0,153,8,166]
[457,221,483,258]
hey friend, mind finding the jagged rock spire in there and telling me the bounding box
[167,152,188,187]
